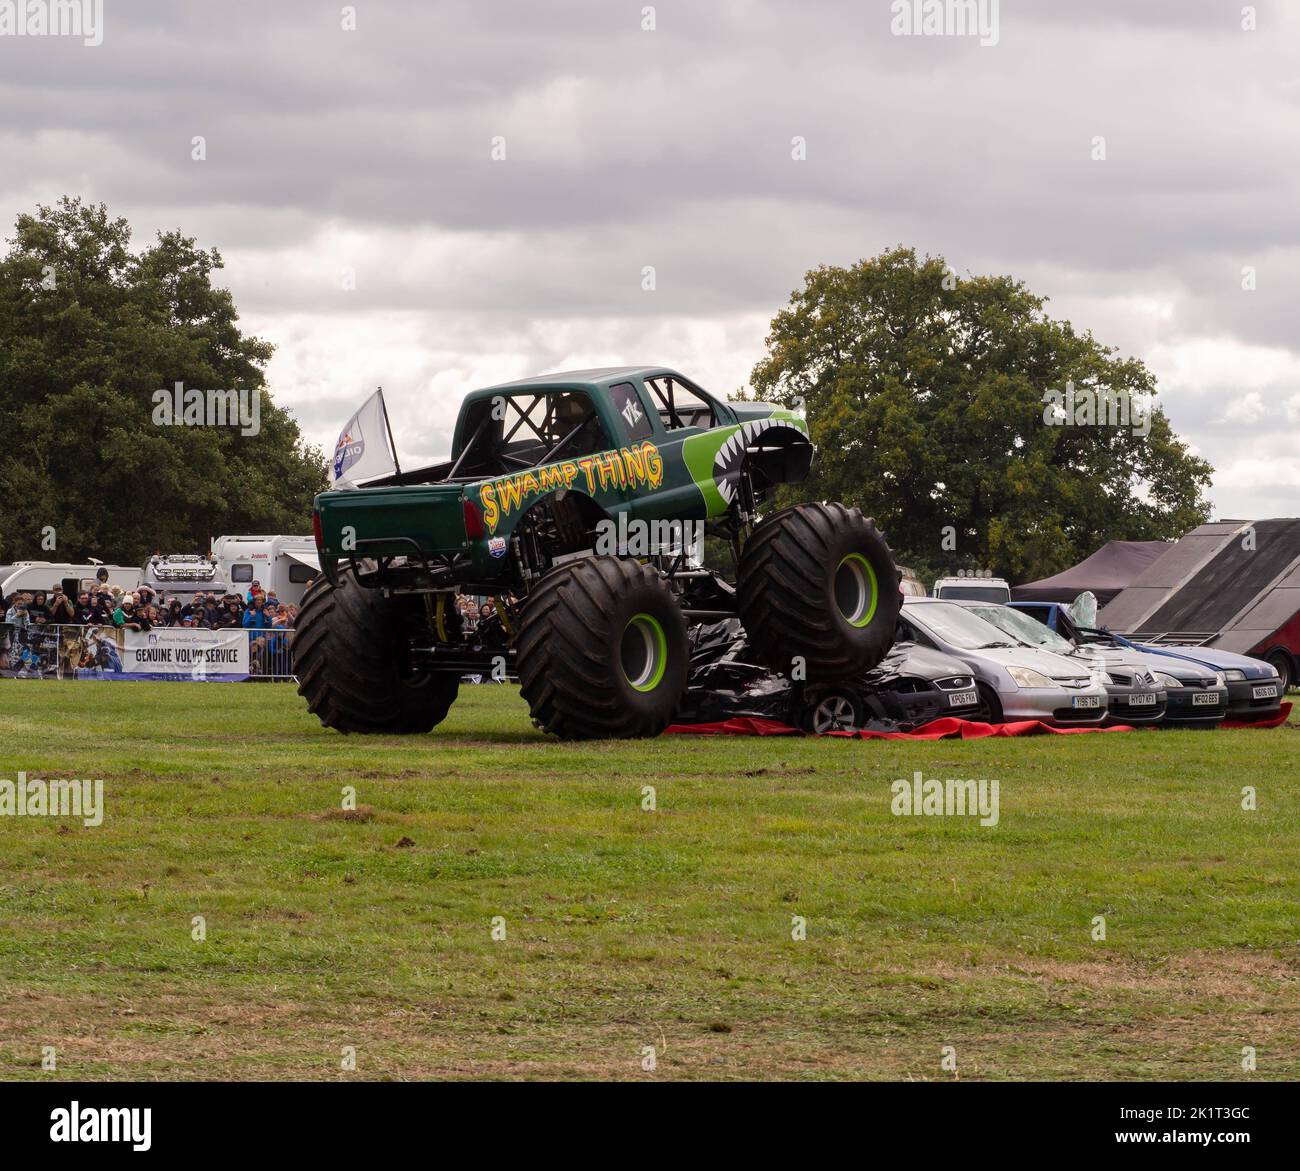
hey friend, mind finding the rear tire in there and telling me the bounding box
[516,557,688,740]
[737,502,900,681]
[293,569,459,734]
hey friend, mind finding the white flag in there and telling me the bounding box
[331,390,397,488]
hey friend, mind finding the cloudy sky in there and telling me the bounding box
[2,0,1298,518]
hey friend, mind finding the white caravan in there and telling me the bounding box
[0,561,143,601]
[210,535,321,606]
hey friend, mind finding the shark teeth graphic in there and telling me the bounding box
[713,420,771,502]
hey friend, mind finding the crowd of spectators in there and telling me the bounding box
[2,569,303,678]
[3,570,300,636]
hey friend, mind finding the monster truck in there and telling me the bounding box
[294,367,900,739]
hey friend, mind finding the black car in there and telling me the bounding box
[797,643,981,732]
[676,620,981,732]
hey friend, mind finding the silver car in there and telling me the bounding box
[958,601,1169,726]
[966,603,1228,728]
[899,598,1109,725]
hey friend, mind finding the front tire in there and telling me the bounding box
[974,682,1003,724]
[293,570,459,734]
[1267,651,1294,693]
[799,686,866,733]
[516,557,688,740]
[737,502,900,681]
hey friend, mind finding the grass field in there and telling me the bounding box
[1,681,1297,1081]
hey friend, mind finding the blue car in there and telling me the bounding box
[1010,601,1285,724]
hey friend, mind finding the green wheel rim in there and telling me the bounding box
[621,613,668,692]
[835,553,879,628]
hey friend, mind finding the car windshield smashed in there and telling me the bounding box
[966,605,1076,654]
[908,602,1026,650]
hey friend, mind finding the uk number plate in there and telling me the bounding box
[949,689,978,707]
[1072,695,1102,709]
[1128,693,1157,706]
[1253,684,1278,699]
[1192,691,1219,706]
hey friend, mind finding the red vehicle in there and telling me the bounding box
[1099,518,1300,692]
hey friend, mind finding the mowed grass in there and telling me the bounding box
[0,682,1297,1081]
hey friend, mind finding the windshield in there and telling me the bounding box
[934,584,1011,602]
[906,602,1025,650]
[966,605,1075,653]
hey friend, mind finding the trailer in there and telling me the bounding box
[1098,518,1300,690]
[0,560,143,601]
[210,535,321,606]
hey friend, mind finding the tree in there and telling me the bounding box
[0,197,327,566]
[749,247,1213,584]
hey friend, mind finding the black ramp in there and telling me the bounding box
[1136,519,1300,634]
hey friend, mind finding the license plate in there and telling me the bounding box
[1072,695,1102,709]
[1128,693,1157,706]
[1192,691,1219,706]
[949,689,977,707]
[1252,685,1278,699]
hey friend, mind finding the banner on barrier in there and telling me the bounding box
[1,624,264,680]
[121,627,250,680]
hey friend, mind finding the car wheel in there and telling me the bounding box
[975,682,1003,724]
[801,688,865,733]
[1267,651,1294,693]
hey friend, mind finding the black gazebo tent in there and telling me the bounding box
[1011,540,1170,606]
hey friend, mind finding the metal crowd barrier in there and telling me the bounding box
[0,622,297,682]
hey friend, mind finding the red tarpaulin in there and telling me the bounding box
[1222,702,1292,730]
[665,702,1291,740]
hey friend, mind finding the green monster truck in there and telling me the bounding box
[294,367,900,739]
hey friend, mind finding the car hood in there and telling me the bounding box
[958,644,1094,682]
[887,642,975,682]
[1066,645,1169,681]
[1131,642,1273,679]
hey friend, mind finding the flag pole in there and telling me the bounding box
[378,386,403,485]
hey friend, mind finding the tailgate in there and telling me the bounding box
[315,485,468,561]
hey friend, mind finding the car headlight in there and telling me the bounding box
[1154,672,1183,689]
[1223,669,1245,682]
[1214,672,1226,687]
[1007,666,1054,688]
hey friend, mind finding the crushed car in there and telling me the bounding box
[674,618,981,732]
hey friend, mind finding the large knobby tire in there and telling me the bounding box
[293,569,459,734]
[516,556,688,740]
[737,502,900,681]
